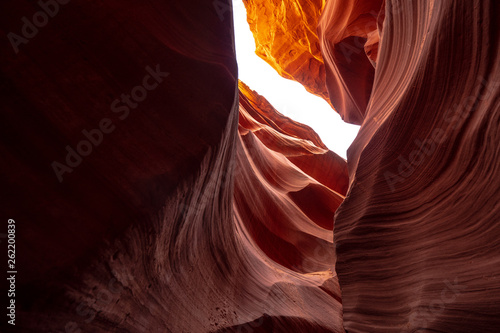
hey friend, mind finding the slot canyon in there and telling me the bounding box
[1,0,499,332]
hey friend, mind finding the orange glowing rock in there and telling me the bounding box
[243,0,332,105]
[242,0,383,124]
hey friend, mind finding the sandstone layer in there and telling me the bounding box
[321,0,500,332]
[318,0,383,124]
[243,0,331,105]
[1,0,499,332]
[243,0,384,124]
[0,0,348,330]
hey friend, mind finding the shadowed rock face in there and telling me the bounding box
[1,1,348,331]
[1,0,499,332]
[0,0,239,331]
[318,0,384,124]
[329,1,500,331]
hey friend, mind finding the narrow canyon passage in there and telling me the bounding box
[0,0,499,332]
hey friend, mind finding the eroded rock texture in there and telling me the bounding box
[243,0,331,104]
[0,0,237,330]
[318,0,384,124]
[243,0,384,124]
[1,0,499,332]
[237,80,348,273]
[324,0,500,332]
[245,0,500,331]
[0,1,348,331]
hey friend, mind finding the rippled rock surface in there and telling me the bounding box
[1,0,347,330]
[2,0,499,332]
[321,0,500,332]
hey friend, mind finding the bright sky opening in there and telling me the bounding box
[232,0,360,159]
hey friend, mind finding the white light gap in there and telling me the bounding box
[232,0,360,159]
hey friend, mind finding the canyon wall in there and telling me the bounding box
[246,0,500,329]
[242,0,500,331]
[243,0,331,105]
[1,1,347,331]
[1,0,499,332]
[328,1,500,331]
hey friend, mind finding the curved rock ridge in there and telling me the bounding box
[237,80,348,273]
[0,0,241,331]
[3,0,497,331]
[218,80,349,332]
[243,0,385,125]
[326,0,500,332]
[318,0,384,124]
[1,0,349,329]
[238,80,349,196]
[243,0,332,105]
